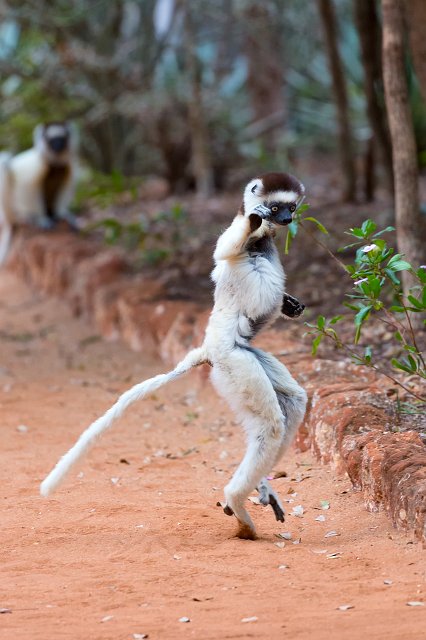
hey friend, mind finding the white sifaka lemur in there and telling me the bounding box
[40,171,308,540]
[0,121,78,265]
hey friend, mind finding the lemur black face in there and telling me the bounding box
[268,201,297,226]
[47,134,68,154]
[44,124,69,154]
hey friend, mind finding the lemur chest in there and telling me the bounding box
[213,246,285,317]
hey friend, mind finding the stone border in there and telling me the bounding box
[304,383,426,544]
[7,229,207,363]
[6,229,426,545]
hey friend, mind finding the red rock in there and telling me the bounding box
[307,383,388,470]
[342,429,426,543]
[67,250,128,316]
[159,307,208,364]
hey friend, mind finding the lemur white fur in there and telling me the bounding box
[40,172,307,540]
[0,122,78,265]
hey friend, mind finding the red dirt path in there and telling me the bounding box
[0,272,425,640]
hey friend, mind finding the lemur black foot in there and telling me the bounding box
[216,501,234,516]
[269,494,285,523]
[257,482,285,522]
[33,216,55,231]
[281,293,305,318]
[58,211,80,231]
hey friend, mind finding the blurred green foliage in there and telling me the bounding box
[85,202,188,265]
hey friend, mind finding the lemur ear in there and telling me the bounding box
[245,178,262,198]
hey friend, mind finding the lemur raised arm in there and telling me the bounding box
[0,122,78,265]
[40,171,307,541]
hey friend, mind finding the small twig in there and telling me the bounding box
[299,221,349,274]
[399,297,426,369]
[321,331,426,403]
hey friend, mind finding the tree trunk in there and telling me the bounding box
[382,0,425,292]
[242,0,286,157]
[353,0,394,196]
[184,1,214,198]
[404,0,426,104]
[317,0,357,202]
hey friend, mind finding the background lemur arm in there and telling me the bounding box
[213,213,254,261]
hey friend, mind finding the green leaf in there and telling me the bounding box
[389,260,412,272]
[344,302,360,311]
[297,203,310,215]
[355,325,362,345]
[354,305,372,327]
[338,241,363,252]
[403,345,417,353]
[304,216,329,235]
[354,305,372,344]
[372,226,395,237]
[329,315,343,325]
[317,315,325,330]
[391,358,413,374]
[361,219,377,236]
[284,220,299,254]
[385,269,401,286]
[311,334,323,356]
[407,295,424,310]
[364,346,372,363]
[389,305,405,313]
[416,267,426,283]
[394,331,403,342]
[348,227,364,238]
[368,276,382,298]
[284,229,292,255]
[407,355,418,371]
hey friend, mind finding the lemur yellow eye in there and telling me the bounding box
[289,204,296,212]
[271,206,278,213]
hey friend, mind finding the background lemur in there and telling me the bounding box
[40,171,307,541]
[0,121,78,264]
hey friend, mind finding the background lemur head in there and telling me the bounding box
[33,122,74,164]
[243,172,305,226]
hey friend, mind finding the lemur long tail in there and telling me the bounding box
[40,346,208,497]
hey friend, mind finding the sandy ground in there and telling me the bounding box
[0,272,425,640]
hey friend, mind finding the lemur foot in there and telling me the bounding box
[32,216,55,231]
[216,501,257,539]
[257,479,285,523]
[57,211,80,231]
[281,293,305,318]
[268,494,285,523]
[217,501,234,516]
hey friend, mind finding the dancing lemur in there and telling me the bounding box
[0,122,78,265]
[40,171,307,541]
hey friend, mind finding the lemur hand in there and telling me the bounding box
[281,293,305,318]
[248,213,263,232]
[248,204,273,232]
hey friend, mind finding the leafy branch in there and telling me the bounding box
[285,209,426,403]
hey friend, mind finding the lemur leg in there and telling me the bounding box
[211,348,285,539]
[250,348,308,523]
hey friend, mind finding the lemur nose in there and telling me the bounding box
[275,210,293,225]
